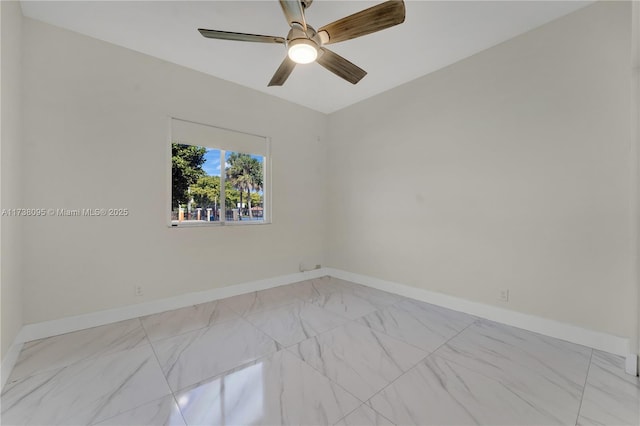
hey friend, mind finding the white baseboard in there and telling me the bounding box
[326,268,633,362]
[14,268,328,346]
[1,339,24,390]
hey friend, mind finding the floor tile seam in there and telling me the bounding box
[18,316,145,347]
[339,288,400,310]
[58,342,174,426]
[306,315,359,342]
[386,295,413,311]
[169,353,268,398]
[145,313,254,347]
[290,315,360,345]
[283,317,427,406]
[407,318,478,368]
[295,304,407,351]
[426,339,591,411]
[236,315,282,349]
[361,360,417,415]
[420,319,525,375]
[311,288,386,322]
[372,406,397,426]
[217,294,259,317]
[280,307,433,375]
[141,311,243,344]
[360,319,480,407]
[314,287,382,308]
[331,402,396,426]
[87,394,175,426]
[242,297,317,322]
[474,318,595,357]
[150,317,280,395]
[574,349,594,426]
[242,315,298,348]
[304,289,346,305]
[138,300,239,323]
[138,315,152,342]
[339,401,397,426]
[281,345,368,406]
[365,321,475,424]
[189,315,282,385]
[166,344,358,418]
[225,297,302,318]
[351,305,467,355]
[424,325,595,425]
[428,318,480,356]
[145,332,190,426]
[247,306,354,348]
[590,353,640,387]
[212,316,282,378]
[304,303,378,322]
[332,404,362,426]
[306,298,362,322]
[441,319,596,383]
[349,289,407,308]
[7,318,150,384]
[4,338,157,386]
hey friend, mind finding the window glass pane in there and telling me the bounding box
[171,145,222,223]
[225,151,265,222]
[190,148,222,222]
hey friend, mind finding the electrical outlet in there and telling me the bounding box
[499,289,509,302]
[135,285,143,297]
[299,263,322,272]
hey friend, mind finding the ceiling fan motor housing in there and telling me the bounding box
[286,24,321,47]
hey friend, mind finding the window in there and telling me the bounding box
[169,118,270,226]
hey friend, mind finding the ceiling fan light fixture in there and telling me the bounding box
[287,38,318,64]
[199,0,407,86]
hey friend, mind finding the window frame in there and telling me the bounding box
[166,117,272,228]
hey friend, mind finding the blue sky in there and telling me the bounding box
[202,149,264,177]
[202,149,221,176]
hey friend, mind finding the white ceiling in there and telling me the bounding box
[20,0,593,114]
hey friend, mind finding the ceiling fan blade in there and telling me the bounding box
[268,56,296,87]
[318,0,405,45]
[279,0,307,30]
[316,48,367,85]
[198,29,285,44]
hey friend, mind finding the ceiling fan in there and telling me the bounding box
[198,0,406,87]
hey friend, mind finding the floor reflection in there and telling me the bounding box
[178,362,264,425]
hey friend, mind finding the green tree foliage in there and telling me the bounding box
[189,175,241,212]
[250,192,263,207]
[226,153,263,219]
[225,182,241,211]
[172,143,206,207]
[190,175,220,207]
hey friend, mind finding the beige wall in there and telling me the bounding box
[1,1,24,359]
[21,18,327,324]
[327,1,636,342]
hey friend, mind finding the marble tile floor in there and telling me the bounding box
[1,276,638,425]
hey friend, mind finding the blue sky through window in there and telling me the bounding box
[202,148,264,177]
